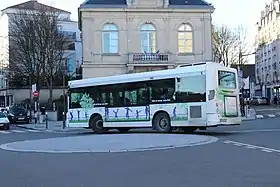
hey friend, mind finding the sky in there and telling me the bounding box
[0,0,272,62]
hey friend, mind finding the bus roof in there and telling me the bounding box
[69,62,226,88]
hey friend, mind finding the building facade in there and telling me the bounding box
[255,0,280,100]
[78,0,214,78]
[57,20,82,77]
[0,0,82,106]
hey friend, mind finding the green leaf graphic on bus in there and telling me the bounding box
[71,93,82,103]
[79,93,94,120]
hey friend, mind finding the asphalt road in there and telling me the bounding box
[0,119,280,187]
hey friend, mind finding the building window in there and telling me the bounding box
[140,24,156,53]
[178,23,193,53]
[176,75,206,102]
[102,24,118,53]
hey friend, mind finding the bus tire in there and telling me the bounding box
[117,127,130,133]
[182,127,197,134]
[153,112,171,133]
[90,115,106,134]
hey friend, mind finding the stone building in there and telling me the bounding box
[78,0,215,78]
[255,0,280,99]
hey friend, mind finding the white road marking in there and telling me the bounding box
[246,145,257,149]
[268,114,276,118]
[224,128,280,133]
[223,140,231,144]
[233,143,243,146]
[262,149,273,153]
[255,109,280,112]
[223,140,280,154]
[0,131,11,134]
[256,115,264,119]
[10,130,26,133]
[26,129,41,133]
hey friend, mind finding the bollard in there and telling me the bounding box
[45,112,48,129]
[245,105,248,118]
[34,111,38,124]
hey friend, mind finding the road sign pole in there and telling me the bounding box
[32,91,39,124]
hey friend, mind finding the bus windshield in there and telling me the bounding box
[218,71,236,89]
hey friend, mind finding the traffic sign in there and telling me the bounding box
[33,91,39,97]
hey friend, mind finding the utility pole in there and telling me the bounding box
[4,77,7,107]
[29,73,32,119]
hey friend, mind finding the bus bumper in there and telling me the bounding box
[207,115,241,127]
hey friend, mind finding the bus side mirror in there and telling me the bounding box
[176,78,180,82]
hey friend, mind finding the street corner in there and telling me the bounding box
[0,133,219,154]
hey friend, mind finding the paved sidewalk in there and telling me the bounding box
[241,108,256,121]
[16,121,84,133]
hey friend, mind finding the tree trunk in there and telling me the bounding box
[48,75,53,106]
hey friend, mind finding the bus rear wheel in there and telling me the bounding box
[153,113,171,133]
[90,115,106,134]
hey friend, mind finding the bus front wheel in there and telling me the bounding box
[153,113,171,133]
[90,115,106,134]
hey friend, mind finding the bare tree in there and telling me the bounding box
[7,9,70,104]
[234,25,254,67]
[212,25,253,67]
[212,25,239,67]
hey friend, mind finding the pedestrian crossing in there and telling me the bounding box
[0,129,42,135]
[255,113,280,119]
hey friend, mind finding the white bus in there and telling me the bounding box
[67,62,241,134]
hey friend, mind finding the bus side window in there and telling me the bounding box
[138,88,149,105]
[149,78,175,103]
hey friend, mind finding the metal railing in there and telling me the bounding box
[130,53,169,63]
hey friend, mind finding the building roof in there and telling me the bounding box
[83,0,126,5]
[80,0,212,8]
[2,0,71,13]
[169,0,211,6]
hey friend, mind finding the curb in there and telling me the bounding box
[16,125,40,131]
[16,125,56,133]
[242,118,256,121]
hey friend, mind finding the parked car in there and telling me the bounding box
[0,111,10,130]
[251,96,269,105]
[7,106,30,124]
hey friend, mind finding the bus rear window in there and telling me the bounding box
[218,71,236,89]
